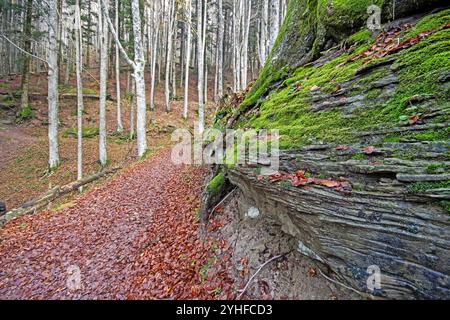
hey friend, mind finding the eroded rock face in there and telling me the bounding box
[228,142,450,299]
[214,2,449,299]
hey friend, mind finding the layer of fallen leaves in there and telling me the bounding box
[350,23,450,64]
[0,150,235,300]
[259,170,352,193]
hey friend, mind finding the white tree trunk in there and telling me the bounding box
[150,0,160,111]
[129,78,135,139]
[269,0,280,49]
[183,0,192,119]
[241,0,251,89]
[75,0,84,183]
[259,0,269,66]
[216,0,224,99]
[197,0,206,134]
[115,0,123,132]
[164,0,175,113]
[98,0,108,166]
[47,0,60,169]
[131,0,148,157]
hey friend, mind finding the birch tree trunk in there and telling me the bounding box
[98,0,108,166]
[48,0,60,169]
[75,0,84,184]
[269,0,280,49]
[216,0,224,99]
[183,0,192,119]
[165,0,175,113]
[259,0,269,66]
[149,0,160,111]
[20,0,33,111]
[115,0,123,132]
[241,0,251,89]
[129,78,135,139]
[131,0,148,157]
[197,0,205,134]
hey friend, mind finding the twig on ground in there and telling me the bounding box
[317,268,361,295]
[236,251,292,300]
[210,187,237,216]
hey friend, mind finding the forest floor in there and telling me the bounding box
[0,71,355,300]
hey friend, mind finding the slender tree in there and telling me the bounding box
[183,0,192,119]
[115,0,123,132]
[48,0,60,169]
[75,0,84,185]
[98,0,108,166]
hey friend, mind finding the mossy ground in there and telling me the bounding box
[207,172,225,197]
[227,9,450,150]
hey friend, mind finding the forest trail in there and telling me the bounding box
[0,149,234,300]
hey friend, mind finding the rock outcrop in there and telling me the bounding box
[212,1,450,299]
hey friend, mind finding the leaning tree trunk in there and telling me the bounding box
[47,0,60,169]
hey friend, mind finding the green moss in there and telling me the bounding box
[352,153,368,160]
[227,6,449,151]
[440,201,450,214]
[407,181,450,194]
[207,172,225,197]
[318,0,384,38]
[59,84,98,95]
[16,105,34,122]
[413,128,450,142]
[348,29,372,44]
[426,164,450,174]
[403,9,450,39]
[63,126,99,138]
[365,88,383,100]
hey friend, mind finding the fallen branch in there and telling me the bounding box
[236,251,291,300]
[317,268,361,296]
[0,167,121,227]
[210,187,237,216]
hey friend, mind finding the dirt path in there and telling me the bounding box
[0,149,234,300]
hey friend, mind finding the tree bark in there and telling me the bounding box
[75,0,84,185]
[115,0,124,132]
[48,0,60,169]
[183,0,192,119]
[98,0,109,166]
[20,0,33,111]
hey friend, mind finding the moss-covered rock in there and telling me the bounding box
[231,8,450,150]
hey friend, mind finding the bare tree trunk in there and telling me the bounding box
[20,0,33,111]
[75,0,84,185]
[241,0,251,89]
[149,0,160,111]
[258,0,269,67]
[129,78,135,139]
[183,0,192,119]
[48,0,60,169]
[269,0,280,49]
[216,0,224,100]
[115,0,123,132]
[131,0,148,157]
[197,0,206,134]
[98,0,108,166]
[165,0,175,113]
